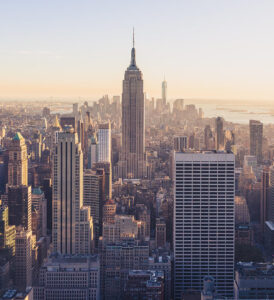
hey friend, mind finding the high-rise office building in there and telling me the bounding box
[7,185,32,231]
[215,117,224,150]
[119,33,146,179]
[204,125,214,150]
[102,239,149,300]
[14,228,32,291]
[261,166,270,234]
[8,132,28,186]
[52,127,93,254]
[88,134,98,169]
[42,178,52,234]
[155,218,166,248]
[83,169,100,244]
[102,199,116,224]
[174,151,235,299]
[162,79,167,106]
[0,148,9,195]
[265,166,274,255]
[32,188,47,239]
[268,166,274,222]
[249,120,263,163]
[93,162,112,200]
[0,205,16,256]
[98,122,111,163]
[73,103,78,116]
[174,136,188,151]
[235,196,250,225]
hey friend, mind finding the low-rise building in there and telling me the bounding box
[123,270,164,300]
[234,262,274,299]
[34,253,100,300]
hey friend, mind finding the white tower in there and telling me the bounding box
[98,121,111,163]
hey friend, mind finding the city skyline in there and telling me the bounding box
[1,0,274,101]
[1,2,274,299]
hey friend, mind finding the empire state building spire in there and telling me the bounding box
[129,28,138,70]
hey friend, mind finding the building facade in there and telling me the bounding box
[215,117,224,150]
[97,122,111,163]
[7,185,32,231]
[52,128,93,254]
[34,253,100,300]
[249,120,263,163]
[14,228,32,291]
[173,151,235,299]
[83,169,100,244]
[8,132,28,186]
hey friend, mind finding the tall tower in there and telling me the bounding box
[215,117,224,150]
[52,127,93,254]
[8,132,28,186]
[174,151,235,299]
[83,169,100,245]
[88,133,98,169]
[204,125,213,150]
[162,79,167,106]
[120,31,146,178]
[249,120,263,163]
[14,228,32,291]
[98,121,111,163]
[7,133,32,232]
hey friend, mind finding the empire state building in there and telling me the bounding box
[119,34,146,178]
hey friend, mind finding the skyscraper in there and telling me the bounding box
[265,166,274,255]
[162,79,167,106]
[119,32,146,179]
[0,205,16,255]
[52,127,93,254]
[215,117,224,150]
[204,125,214,150]
[261,166,270,234]
[268,166,274,222]
[7,132,32,258]
[93,162,112,200]
[8,132,28,186]
[98,122,111,163]
[174,151,235,299]
[88,133,98,169]
[174,136,188,151]
[7,185,32,231]
[14,228,32,291]
[83,169,100,244]
[249,120,263,163]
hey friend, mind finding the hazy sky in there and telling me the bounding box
[1,0,274,101]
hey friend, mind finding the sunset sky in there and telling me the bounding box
[1,0,274,101]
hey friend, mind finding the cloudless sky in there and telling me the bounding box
[1,0,274,101]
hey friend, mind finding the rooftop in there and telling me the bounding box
[236,262,274,277]
[32,187,43,195]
